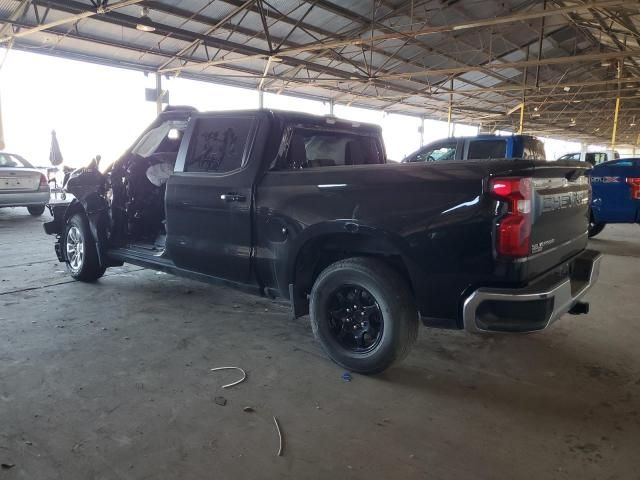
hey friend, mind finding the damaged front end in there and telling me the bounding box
[44,166,117,267]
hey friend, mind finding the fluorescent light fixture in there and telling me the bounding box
[136,7,155,32]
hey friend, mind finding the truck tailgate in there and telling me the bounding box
[508,161,591,281]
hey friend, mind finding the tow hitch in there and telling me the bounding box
[568,301,589,315]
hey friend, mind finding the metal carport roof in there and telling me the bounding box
[1,0,640,146]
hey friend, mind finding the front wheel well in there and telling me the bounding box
[290,233,414,317]
[64,201,86,223]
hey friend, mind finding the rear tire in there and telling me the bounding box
[64,213,105,282]
[27,205,46,216]
[309,257,419,374]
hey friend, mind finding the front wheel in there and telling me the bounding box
[27,205,46,216]
[309,258,419,374]
[64,213,105,282]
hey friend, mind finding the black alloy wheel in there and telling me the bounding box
[327,285,384,354]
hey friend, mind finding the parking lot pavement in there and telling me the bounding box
[1,207,639,480]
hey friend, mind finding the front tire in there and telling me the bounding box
[64,213,105,282]
[309,258,419,374]
[27,205,46,216]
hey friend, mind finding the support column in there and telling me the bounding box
[420,116,425,147]
[155,73,163,115]
[611,61,622,151]
[518,103,525,134]
[447,79,453,137]
[258,90,264,109]
[329,99,335,116]
[580,142,588,160]
[519,44,529,135]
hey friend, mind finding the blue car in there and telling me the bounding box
[589,158,640,237]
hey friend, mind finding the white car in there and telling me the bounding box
[0,152,50,216]
[557,151,619,166]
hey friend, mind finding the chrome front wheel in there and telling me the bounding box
[64,213,105,282]
[66,225,85,273]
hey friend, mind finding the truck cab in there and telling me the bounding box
[403,134,547,163]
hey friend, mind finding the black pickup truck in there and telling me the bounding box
[44,107,601,374]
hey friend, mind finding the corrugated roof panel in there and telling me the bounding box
[0,0,636,144]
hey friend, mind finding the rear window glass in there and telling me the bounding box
[0,154,27,168]
[608,160,634,167]
[283,129,384,169]
[523,139,546,160]
[467,140,506,159]
[184,116,254,173]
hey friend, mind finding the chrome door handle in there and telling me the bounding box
[220,193,246,202]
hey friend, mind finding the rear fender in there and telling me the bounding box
[286,221,415,317]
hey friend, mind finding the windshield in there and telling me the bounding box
[131,120,188,158]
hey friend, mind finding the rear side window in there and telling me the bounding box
[284,129,383,169]
[184,116,254,173]
[413,141,457,162]
[523,139,546,160]
[467,140,506,159]
[587,153,608,166]
[559,153,580,161]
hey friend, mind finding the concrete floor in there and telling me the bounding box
[1,207,639,480]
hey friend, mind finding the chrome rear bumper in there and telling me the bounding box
[463,250,602,333]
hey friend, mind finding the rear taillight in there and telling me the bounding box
[627,177,640,200]
[490,177,532,257]
[39,174,48,188]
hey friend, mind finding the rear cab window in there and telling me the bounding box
[280,128,384,170]
[522,138,546,160]
[467,140,506,160]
